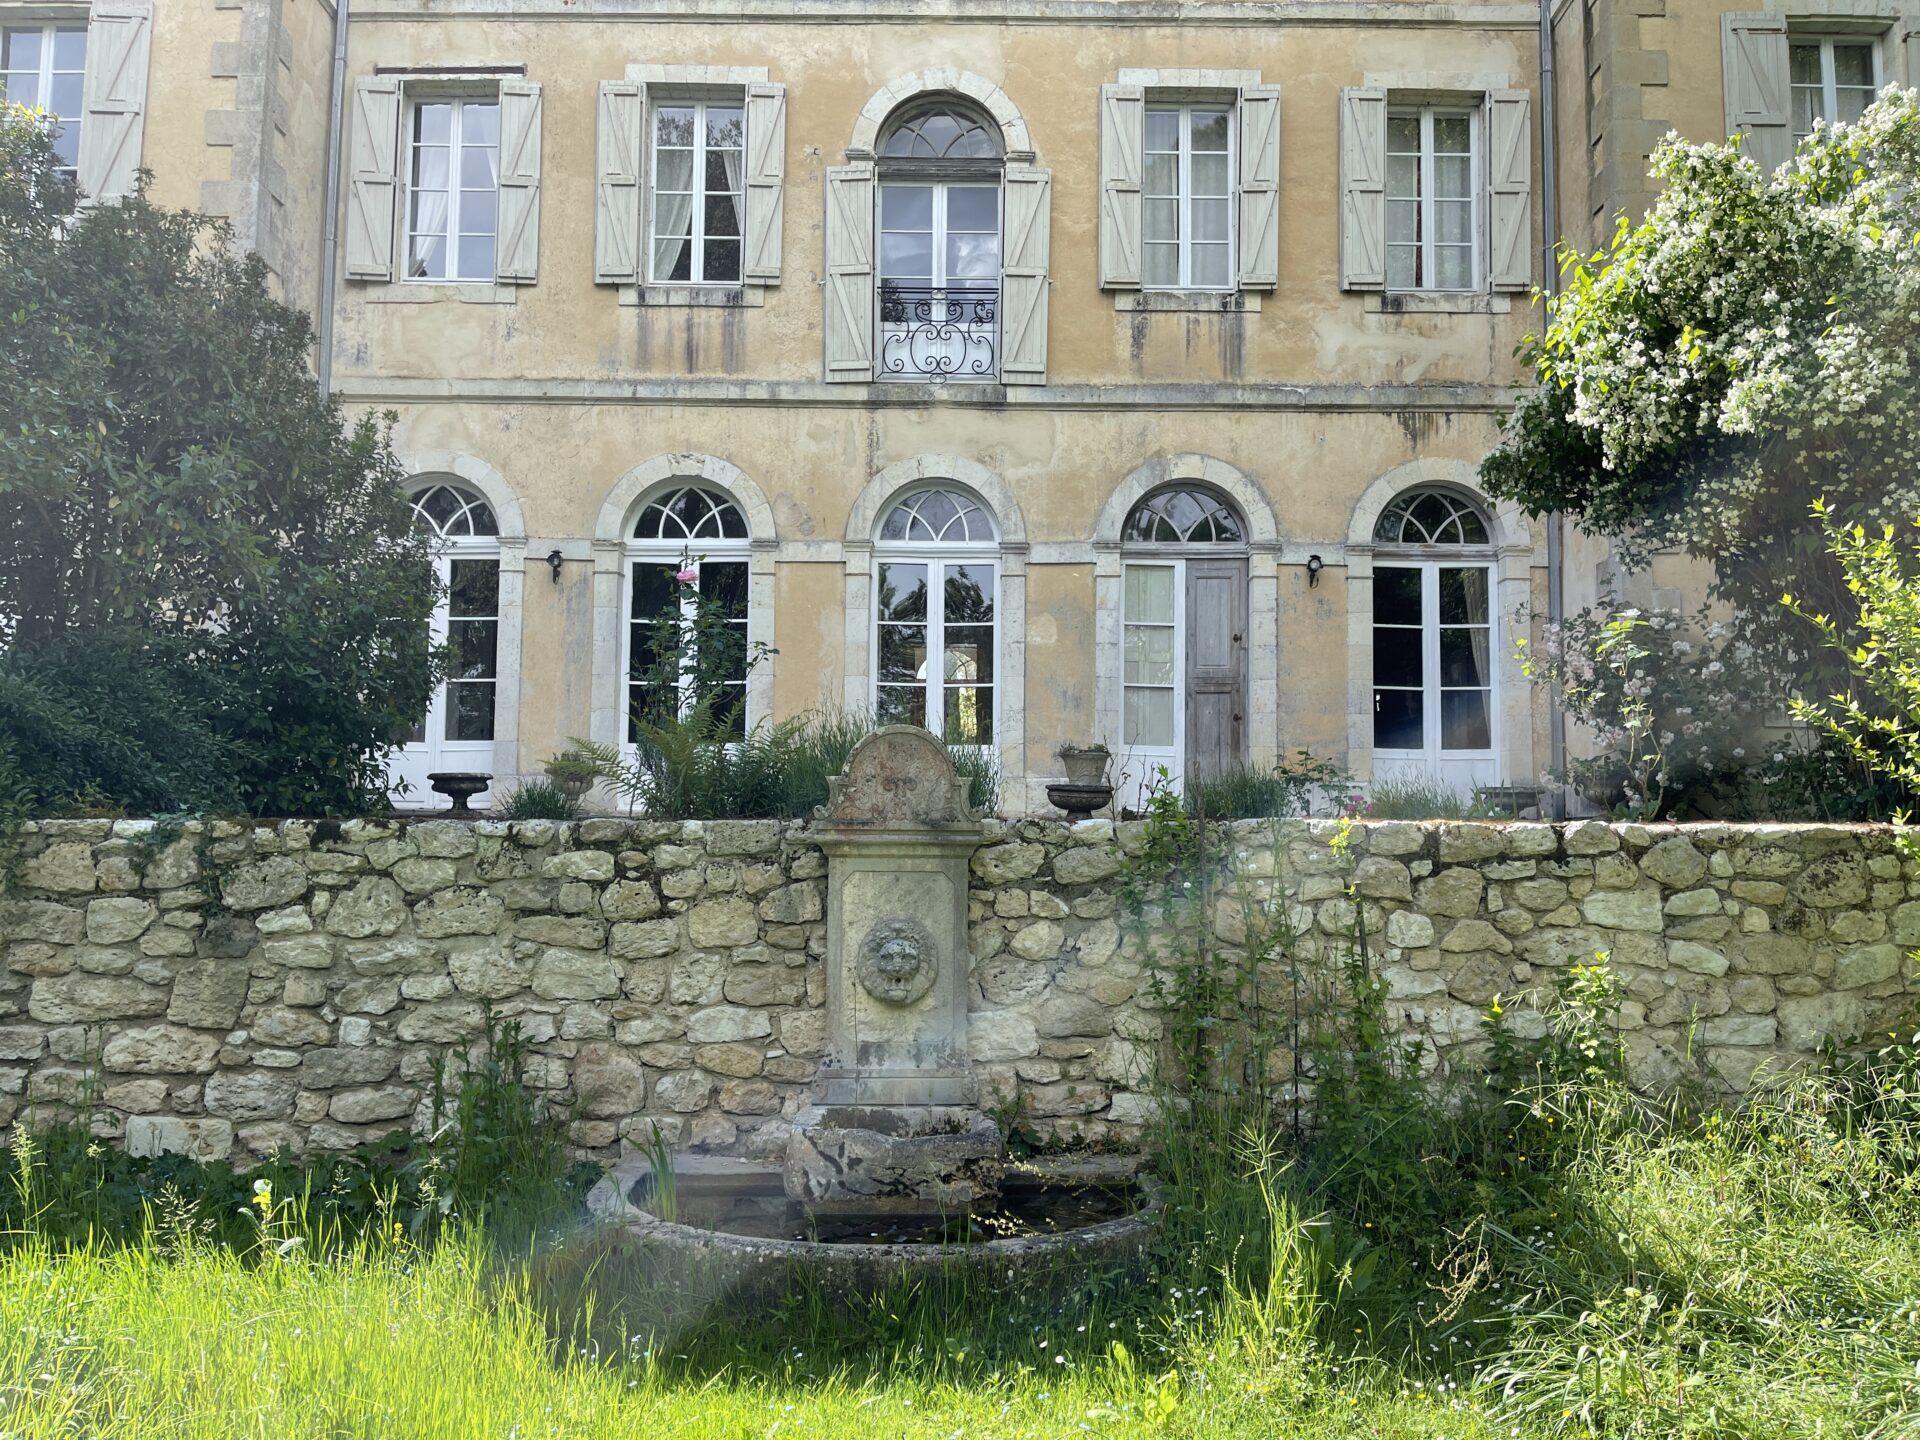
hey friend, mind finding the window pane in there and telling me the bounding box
[880,231,933,279]
[1144,109,1180,151]
[1432,115,1471,154]
[1435,199,1472,245]
[456,235,494,281]
[1386,153,1420,201]
[702,561,750,619]
[1440,690,1492,750]
[1386,114,1420,152]
[48,73,81,121]
[944,564,995,623]
[1440,629,1490,687]
[876,683,927,729]
[1144,152,1178,198]
[1143,196,1179,245]
[1124,686,1175,748]
[878,625,927,683]
[1144,244,1179,288]
[1434,154,1472,200]
[1191,243,1230,289]
[1190,111,1229,152]
[656,107,694,146]
[1833,43,1875,90]
[878,563,928,623]
[1191,152,1229,197]
[654,240,692,283]
[1792,86,1820,138]
[631,562,677,623]
[948,231,999,279]
[462,103,498,145]
[52,27,85,70]
[705,239,742,281]
[449,559,499,617]
[50,121,78,168]
[706,105,743,147]
[655,147,695,192]
[1373,568,1422,626]
[412,143,450,189]
[946,187,998,231]
[1124,625,1175,686]
[445,682,496,742]
[1124,565,1176,622]
[459,143,496,189]
[1191,198,1230,244]
[705,191,742,238]
[944,687,993,746]
[1386,197,1420,246]
[461,186,497,235]
[416,102,451,145]
[1373,626,1422,688]
[449,620,498,680]
[1790,42,1822,86]
[1386,246,1419,290]
[1434,245,1472,291]
[945,625,994,683]
[1374,689,1423,750]
[1437,567,1488,624]
[3,29,43,71]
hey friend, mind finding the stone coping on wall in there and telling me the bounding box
[2,816,1916,1163]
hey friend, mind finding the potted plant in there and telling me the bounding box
[544,749,599,805]
[1056,742,1111,787]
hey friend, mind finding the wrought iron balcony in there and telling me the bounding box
[877,282,999,383]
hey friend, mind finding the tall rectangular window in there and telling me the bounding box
[1385,107,1477,292]
[1790,37,1879,141]
[407,99,499,281]
[874,561,996,742]
[444,559,500,742]
[1142,105,1233,289]
[1122,563,1178,749]
[627,561,750,740]
[652,101,744,284]
[1,25,87,182]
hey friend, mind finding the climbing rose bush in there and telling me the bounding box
[1483,88,1920,674]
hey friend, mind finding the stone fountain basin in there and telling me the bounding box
[585,1154,1160,1301]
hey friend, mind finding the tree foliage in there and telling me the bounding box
[1482,89,1920,660]
[0,106,440,815]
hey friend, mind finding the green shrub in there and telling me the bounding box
[497,777,580,821]
[1365,773,1468,819]
[1180,751,1356,819]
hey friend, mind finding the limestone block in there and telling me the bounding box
[410,886,505,939]
[1792,854,1869,908]
[1562,822,1620,856]
[541,850,616,883]
[694,1042,764,1078]
[612,919,681,960]
[1700,1014,1777,1047]
[718,1079,780,1115]
[1444,957,1511,1006]
[410,821,479,859]
[1640,838,1708,890]
[1778,992,1867,1050]
[301,1047,398,1088]
[686,1006,772,1043]
[1053,847,1122,886]
[167,960,250,1029]
[1366,822,1427,856]
[446,941,532,999]
[514,915,606,949]
[26,842,98,894]
[1438,824,1506,862]
[124,1116,234,1161]
[779,1009,827,1057]
[1579,887,1664,932]
[1827,910,1886,944]
[967,1008,1040,1060]
[1510,878,1570,912]
[972,843,1045,885]
[703,821,782,857]
[1027,1082,1108,1117]
[204,1069,299,1120]
[686,897,760,949]
[1592,854,1640,891]
[601,880,661,922]
[759,882,824,924]
[1439,919,1511,955]
[321,877,407,938]
[1737,934,1813,975]
[723,963,805,1007]
[250,1005,332,1047]
[1664,888,1722,918]
[531,950,620,1001]
[1033,992,1114,1039]
[1416,868,1485,919]
[84,897,155,945]
[394,1001,485,1043]
[1666,941,1729,977]
[399,975,453,1001]
[6,900,86,946]
[30,973,167,1023]
[99,1023,222,1075]
[654,1071,713,1112]
[0,1026,45,1061]
[1381,965,1447,999]
[1833,944,1901,990]
[669,954,726,1006]
[329,1085,419,1124]
[1010,919,1064,961]
[1351,857,1412,901]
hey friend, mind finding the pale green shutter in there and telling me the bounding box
[1486,90,1533,292]
[497,80,543,283]
[595,81,642,285]
[1339,87,1387,291]
[77,0,150,203]
[823,164,874,381]
[345,77,401,281]
[1723,14,1790,172]
[1098,83,1143,289]
[1237,84,1280,290]
[744,83,787,284]
[1001,165,1051,386]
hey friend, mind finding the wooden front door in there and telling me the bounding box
[1184,556,1249,781]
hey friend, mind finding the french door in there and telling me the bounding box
[391,551,500,806]
[1121,557,1248,803]
[1371,561,1498,793]
[877,181,1001,381]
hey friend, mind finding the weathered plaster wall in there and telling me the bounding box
[4,817,1914,1163]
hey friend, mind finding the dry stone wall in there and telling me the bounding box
[2,817,1916,1162]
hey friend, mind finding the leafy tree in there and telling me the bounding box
[0,105,440,815]
[1482,89,1920,674]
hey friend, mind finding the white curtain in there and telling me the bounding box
[654,190,694,279]
[408,189,449,278]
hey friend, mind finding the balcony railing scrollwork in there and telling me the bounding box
[877,282,999,383]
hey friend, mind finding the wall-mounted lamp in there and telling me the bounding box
[546,549,564,584]
[1306,554,1325,588]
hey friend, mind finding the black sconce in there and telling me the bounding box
[547,549,564,584]
[1306,554,1324,588]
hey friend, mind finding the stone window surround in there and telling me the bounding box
[619,64,773,309]
[845,67,1035,163]
[839,456,1029,805]
[589,454,779,755]
[1342,456,1537,787]
[394,451,528,787]
[1112,68,1264,312]
[1091,454,1281,785]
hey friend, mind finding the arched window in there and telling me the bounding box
[1119,486,1249,787]
[393,483,501,804]
[873,486,999,744]
[1371,487,1498,778]
[877,97,1004,383]
[626,486,753,739]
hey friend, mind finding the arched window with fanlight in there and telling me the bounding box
[876,98,1005,383]
[873,487,998,744]
[1370,487,1499,788]
[625,485,753,739]
[1119,485,1249,793]
[391,482,501,805]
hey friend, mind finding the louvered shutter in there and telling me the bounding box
[1486,89,1533,292]
[1001,165,1051,386]
[595,81,642,285]
[1237,84,1280,290]
[345,77,401,281]
[76,0,151,203]
[744,83,787,284]
[823,164,874,381]
[497,80,543,283]
[1098,83,1144,289]
[1722,14,1790,172]
[1338,87,1387,291]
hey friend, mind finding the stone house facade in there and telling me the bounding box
[9,1,1920,811]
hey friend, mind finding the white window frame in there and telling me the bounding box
[871,491,1000,747]
[648,95,747,287]
[1788,34,1883,141]
[1385,104,1482,295]
[621,495,754,745]
[1,22,87,182]
[1370,559,1499,768]
[1142,102,1237,292]
[404,93,500,284]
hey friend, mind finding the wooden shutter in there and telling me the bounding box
[1902,15,1920,90]
[497,80,543,283]
[1237,84,1280,290]
[1486,89,1533,292]
[1723,14,1790,172]
[77,0,151,203]
[1339,87,1387,291]
[1001,165,1051,386]
[345,77,401,281]
[823,163,874,381]
[1185,558,1250,782]
[594,81,642,285]
[1098,83,1144,289]
[744,83,787,284]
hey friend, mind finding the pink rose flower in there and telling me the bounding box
[675,567,698,584]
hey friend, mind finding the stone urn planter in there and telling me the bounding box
[544,751,599,806]
[1057,744,1110,787]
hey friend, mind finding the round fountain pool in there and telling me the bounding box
[584,1154,1159,1302]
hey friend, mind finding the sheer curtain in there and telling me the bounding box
[654,190,693,280]
[409,190,449,278]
